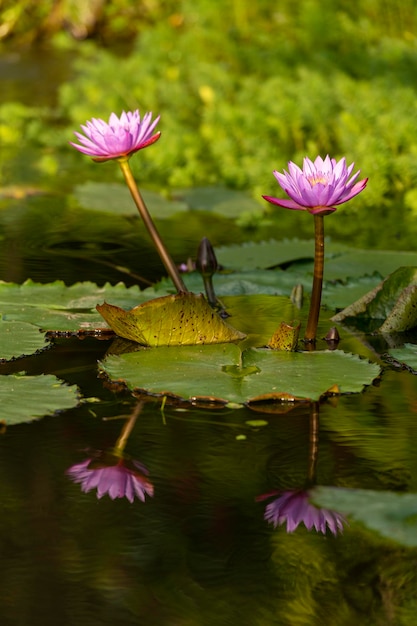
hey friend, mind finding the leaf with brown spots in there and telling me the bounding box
[96,292,246,346]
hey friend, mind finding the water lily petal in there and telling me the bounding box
[70,109,161,161]
[264,155,367,213]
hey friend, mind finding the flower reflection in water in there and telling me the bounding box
[67,452,154,504]
[257,402,346,536]
[67,400,153,503]
[257,489,346,536]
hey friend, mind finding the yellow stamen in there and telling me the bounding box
[308,174,328,186]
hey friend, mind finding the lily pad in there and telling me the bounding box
[156,269,382,311]
[216,239,312,270]
[99,346,380,405]
[214,240,417,276]
[74,182,188,217]
[324,251,417,281]
[0,280,160,333]
[173,186,260,217]
[96,292,246,346]
[0,373,80,425]
[312,486,417,547]
[0,320,50,361]
[388,343,417,372]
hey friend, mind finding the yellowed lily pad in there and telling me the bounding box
[96,292,246,346]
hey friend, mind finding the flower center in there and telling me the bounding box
[308,173,329,186]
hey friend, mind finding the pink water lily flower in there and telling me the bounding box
[70,109,160,162]
[67,454,154,503]
[257,489,346,535]
[263,155,367,215]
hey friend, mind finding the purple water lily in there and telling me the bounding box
[70,109,160,162]
[263,155,367,215]
[67,454,154,504]
[257,489,346,535]
[70,109,186,292]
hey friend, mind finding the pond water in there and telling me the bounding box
[1,47,417,625]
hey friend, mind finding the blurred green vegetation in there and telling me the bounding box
[2,0,417,248]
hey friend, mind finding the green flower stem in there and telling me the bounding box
[304,214,324,342]
[113,401,143,455]
[118,158,187,293]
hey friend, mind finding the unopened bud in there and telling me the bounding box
[196,237,218,277]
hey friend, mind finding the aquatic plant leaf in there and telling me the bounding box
[268,321,301,351]
[96,292,246,346]
[157,269,310,297]
[324,251,417,281]
[100,347,380,405]
[158,269,383,313]
[0,374,80,425]
[321,275,382,310]
[388,343,417,372]
[332,267,417,332]
[74,182,188,217]
[215,239,349,271]
[312,486,417,547]
[173,186,260,218]
[0,280,159,332]
[214,240,417,276]
[0,320,49,361]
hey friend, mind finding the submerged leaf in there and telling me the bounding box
[96,292,246,346]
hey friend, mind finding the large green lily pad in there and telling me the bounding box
[312,486,417,547]
[99,345,380,405]
[0,373,80,425]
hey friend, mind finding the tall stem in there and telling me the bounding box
[118,159,187,293]
[304,214,324,342]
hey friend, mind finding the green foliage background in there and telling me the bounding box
[2,0,417,248]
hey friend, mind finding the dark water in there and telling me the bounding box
[1,48,417,626]
[1,348,417,625]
